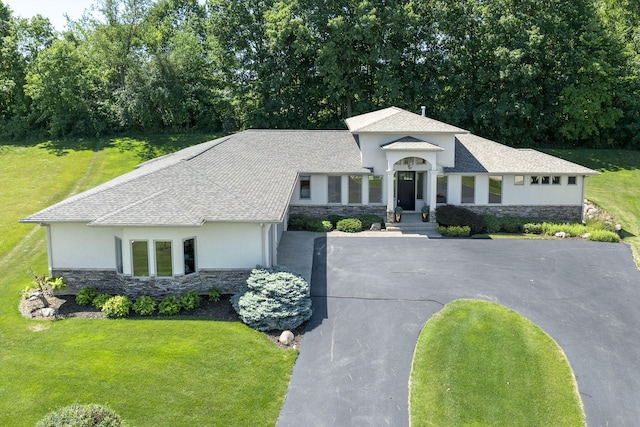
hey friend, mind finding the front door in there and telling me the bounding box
[397,171,415,211]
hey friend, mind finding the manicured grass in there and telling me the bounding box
[0,135,296,426]
[543,149,640,265]
[410,299,586,427]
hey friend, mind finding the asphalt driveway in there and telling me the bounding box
[277,236,640,426]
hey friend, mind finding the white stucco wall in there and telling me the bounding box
[49,223,121,270]
[358,133,457,171]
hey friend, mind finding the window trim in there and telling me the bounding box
[461,175,475,204]
[183,237,196,276]
[568,176,577,185]
[488,175,503,204]
[348,175,362,204]
[154,240,173,277]
[327,175,342,204]
[131,240,150,278]
[368,175,383,204]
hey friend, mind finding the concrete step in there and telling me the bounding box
[385,222,439,232]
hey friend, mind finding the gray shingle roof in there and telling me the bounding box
[22,130,368,226]
[446,134,599,175]
[345,107,468,134]
[380,136,444,152]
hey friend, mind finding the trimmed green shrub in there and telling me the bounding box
[542,222,586,237]
[586,230,620,242]
[305,217,332,232]
[359,214,383,230]
[436,205,485,234]
[92,293,112,310]
[327,214,345,227]
[36,403,127,427]
[101,296,131,318]
[483,215,501,234]
[181,291,202,311]
[76,287,98,306]
[438,225,471,237]
[158,296,181,315]
[232,266,312,332]
[500,216,523,233]
[336,218,362,233]
[523,223,544,234]
[287,214,308,231]
[132,296,156,316]
[208,287,222,302]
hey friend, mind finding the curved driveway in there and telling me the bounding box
[278,236,640,426]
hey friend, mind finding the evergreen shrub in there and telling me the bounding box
[76,287,98,306]
[523,223,544,234]
[158,296,181,315]
[132,296,156,316]
[336,218,362,233]
[232,266,312,331]
[482,215,501,233]
[436,205,485,234]
[36,403,127,427]
[181,291,202,311]
[101,296,131,318]
[359,214,383,230]
[208,287,222,302]
[586,230,620,242]
[92,294,112,310]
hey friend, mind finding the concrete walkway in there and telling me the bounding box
[277,233,640,427]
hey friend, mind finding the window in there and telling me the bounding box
[461,176,475,203]
[552,176,561,185]
[132,241,149,277]
[568,176,577,185]
[437,176,448,203]
[183,238,195,275]
[115,237,123,274]
[416,173,424,200]
[530,176,540,185]
[299,175,311,199]
[348,175,362,204]
[541,176,550,185]
[514,176,524,185]
[328,176,341,203]
[489,176,502,204]
[155,241,173,277]
[368,176,382,203]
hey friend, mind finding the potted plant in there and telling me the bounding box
[421,204,430,222]
[394,206,403,222]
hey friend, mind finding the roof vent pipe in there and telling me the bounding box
[421,106,426,117]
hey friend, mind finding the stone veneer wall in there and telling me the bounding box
[463,205,583,222]
[53,269,250,299]
[289,205,387,219]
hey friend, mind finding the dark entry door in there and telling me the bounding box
[397,171,415,211]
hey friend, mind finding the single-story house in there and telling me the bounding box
[21,107,597,297]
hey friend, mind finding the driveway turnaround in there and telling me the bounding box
[277,236,640,427]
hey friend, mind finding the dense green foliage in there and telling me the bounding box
[92,293,112,310]
[232,266,312,331]
[436,205,486,234]
[336,218,363,233]
[437,225,472,237]
[208,287,221,302]
[158,295,181,315]
[76,287,98,306]
[101,295,132,318]
[410,300,586,426]
[0,0,638,147]
[132,295,157,315]
[36,403,128,427]
[180,290,202,310]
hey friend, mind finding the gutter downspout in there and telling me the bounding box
[43,224,53,276]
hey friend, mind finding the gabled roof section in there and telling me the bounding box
[446,134,599,175]
[380,136,444,152]
[22,130,369,226]
[345,106,468,134]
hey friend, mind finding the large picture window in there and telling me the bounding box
[155,241,173,277]
[461,176,475,203]
[489,176,503,204]
[368,176,382,203]
[348,175,362,204]
[132,241,149,277]
[328,176,341,203]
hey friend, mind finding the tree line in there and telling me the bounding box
[0,0,638,148]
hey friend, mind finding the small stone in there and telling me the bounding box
[370,223,381,231]
[40,307,58,317]
[279,330,295,346]
[581,233,590,239]
[555,232,566,238]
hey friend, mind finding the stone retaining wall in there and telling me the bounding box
[463,205,583,222]
[53,269,250,299]
[289,205,387,219]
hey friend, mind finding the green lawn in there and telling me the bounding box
[543,149,640,265]
[410,299,586,427]
[0,135,297,426]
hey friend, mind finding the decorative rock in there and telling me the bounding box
[555,232,566,238]
[279,330,295,346]
[40,307,58,317]
[370,223,381,231]
[581,233,591,239]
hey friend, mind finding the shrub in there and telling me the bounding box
[336,218,362,233]
[132,296,156,316]
[181,291,202,311]
[158,296,181,315]
[76,287,98,306]
[208,287,222,302]
[359,214,383,230]
[586,230,620,242]
[232,266,312,331]
[438,225,471,237]
[542,222,586,237]
[436,205,485,234]
[101,296,132,318]
[327,214,345,227]
[500,216,523,233]
[523,223,544,234]
[92,293,112,310]
[305,217,332,232]
[36,403,127,427]
[287,214,308,231]
[483,215,501,234]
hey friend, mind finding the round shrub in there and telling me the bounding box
[482,215,501,234]
[181,291,202,311]
[336,218,362,233]
[327,214,345,227]
[586,230,620,242]
[158,296,181,316]
[305,217,333,232]
[101,296,131,318]
[92,293,112,310]
[208,287,221,302]
[132,296,156,316]
[287,214,309,231]
[436,205,486,234]
[501,216,524,233]
[76,287,98,306]
[36,403,127,427]
[523,223,543,234]
[359,214,383,230]
[232,266,312,331]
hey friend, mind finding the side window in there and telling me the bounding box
[132,241,149,277]
[552,176,561,185]
[328,176,341,203]
[348,175,362,204]
[461,176,475,203]
[514,176,524,185]
[489,176,502,204]
[437,176,448,203]
[115,237,123,274]
[368,176,382,203]
[530,176,540,185]
[183,238,196,275]
[155,241,173,277]
[300,175,311,199]
[568,176,577,185]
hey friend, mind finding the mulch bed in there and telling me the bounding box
[20,294,304,349]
